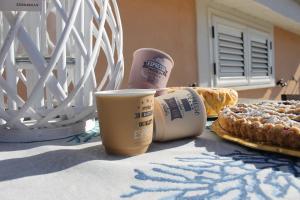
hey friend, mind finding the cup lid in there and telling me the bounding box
[94,89,156,97]
[133,48,174,66]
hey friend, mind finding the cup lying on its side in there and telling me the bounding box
[128,48,174,94]
[153,88,207,142]
[95,89,156,156]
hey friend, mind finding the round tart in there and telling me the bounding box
[218,101,300,149]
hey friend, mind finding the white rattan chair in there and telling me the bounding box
[0,0,123,142]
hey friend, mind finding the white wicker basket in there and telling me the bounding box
[0,0,123,141]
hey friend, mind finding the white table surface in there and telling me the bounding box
[0,119,300,200]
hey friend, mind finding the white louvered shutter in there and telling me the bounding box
[214,23,246,78]
[211,16,274,87]
[249,33,272,77]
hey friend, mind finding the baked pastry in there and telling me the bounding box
[217,101,300,149]
[166,87,238,116]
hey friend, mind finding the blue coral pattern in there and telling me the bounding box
[121,121,300,199]
[122,149,300,199]
[67,123,100,143]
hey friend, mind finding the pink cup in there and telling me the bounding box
[128,48,174,91]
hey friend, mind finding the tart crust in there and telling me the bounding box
[212,119,300,157]
[217,101,300,150]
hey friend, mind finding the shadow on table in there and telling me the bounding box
[0,132,101,152]
[149,138,193,153]
[0,136,192,182]
[194,136,300,177]
[0,143,123,182]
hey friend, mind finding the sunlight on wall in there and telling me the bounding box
[274,64,300,100]
[262,89,272,99]
[238,27,300,100]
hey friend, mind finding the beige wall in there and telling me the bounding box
[117,1,300,100]
[118,0,198,88]
[238,27,300,100]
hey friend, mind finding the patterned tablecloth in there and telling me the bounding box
[0,120,300,200]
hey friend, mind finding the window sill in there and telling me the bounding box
[228,83,276,91]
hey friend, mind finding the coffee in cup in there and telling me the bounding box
[128,48,174,91]
[153,88,207,142]
[95,89,156,156]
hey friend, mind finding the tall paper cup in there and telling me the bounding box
[128,48,174,90]
[95,89,155,156]
[153,88,207,142]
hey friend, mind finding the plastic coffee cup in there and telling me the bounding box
[153,88,207,142]
[95,89,156,156]
[128,48,174,90]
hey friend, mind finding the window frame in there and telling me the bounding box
[207,9,275,90]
